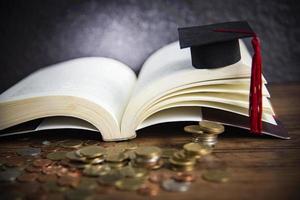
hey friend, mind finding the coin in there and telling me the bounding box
[120,166,148,178]
[33,159,52,168]
[106,152,129,163]
[42,165,67,176]
[172,172,197,182]
[78,146,105,158]
[57,176,80,188]
[183,142,211,157]
[77,177,99,190]
[116,142,138,150]
[149,173,169,184]
[66,151,86,162]
[42,181,68,193]
[4,157,24,167]
[161,148,177,158]
[170,151,196,166]
[25,165,42,173]
[161,179,191,192]
[37,174,57,183]
[84,140,99,146]
[135,146,162,158]
[42,140,51,145]
[184,125,204,134]
[17,147,41,156]
[115,177,145,191]
[199,120,225,134]
[60,140,83,148]
[97,172,123,186]
[47,151,67,161]
[17,173,38,182]
[170,164,195,172]
[84,156,105,164]
[55,167,71,177]
[83,165,105,177]
[0,169,21,182]
[138,183,160,196]
[202,169,230,183]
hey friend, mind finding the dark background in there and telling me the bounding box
[0,0,299,93]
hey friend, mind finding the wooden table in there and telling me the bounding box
[0,83,299,199]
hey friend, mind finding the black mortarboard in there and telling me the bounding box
[178,21,264,134]
[178,21,253,69]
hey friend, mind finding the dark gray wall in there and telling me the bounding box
[0,0,299,93]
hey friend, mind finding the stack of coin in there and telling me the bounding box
[169,150,196,171]
[133,146,163,169]
[105,152,130,169]
[184,120,225,147]
[66,145,105,168]
[198,120,225,147]
[183,142,212,159]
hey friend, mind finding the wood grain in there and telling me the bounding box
[0,83,299,199]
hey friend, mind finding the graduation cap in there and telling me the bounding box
[178,21,263,134]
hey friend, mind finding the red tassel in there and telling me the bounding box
[250,35,262,134]
[213,29,263,134]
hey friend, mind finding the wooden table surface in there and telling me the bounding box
[0,83,299,200]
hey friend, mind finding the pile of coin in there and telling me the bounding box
[0,121,229,199]
[133,146,163,169]
[169,150,196,171]
[65,145,106,168]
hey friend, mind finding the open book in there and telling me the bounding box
[0,41,289,140]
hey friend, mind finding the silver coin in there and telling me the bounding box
[42,140,51,145]
[17,147,41,156]
[161,179,191,192]
[0,168,21,182]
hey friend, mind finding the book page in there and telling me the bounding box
[0,57,136,131]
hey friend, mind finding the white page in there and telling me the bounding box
[0,57,137,126]
[37,117,98,132]
[137,107,202,130]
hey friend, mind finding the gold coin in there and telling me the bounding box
[169,151,196,167]
[116,142,138,150]
[78,145,105,158]
[171,150,196,163]
[60,140,83,148]
[65,151,86,162]
[97,172,123,186]
[169,157,195,167]
[170,164,195,172]
[184,125,204,135]
[84,156,105,164]
[106,152,128,163]
[135,146,162,158]
[199,120,225,134]
[46,151,67,161]
[202,169,230,183]
[83,165,105,177]
[115,177,145,191]
[161,148,177,158]
[105,146,124,156]
[183,142,205,156]
[120,166,148,178]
